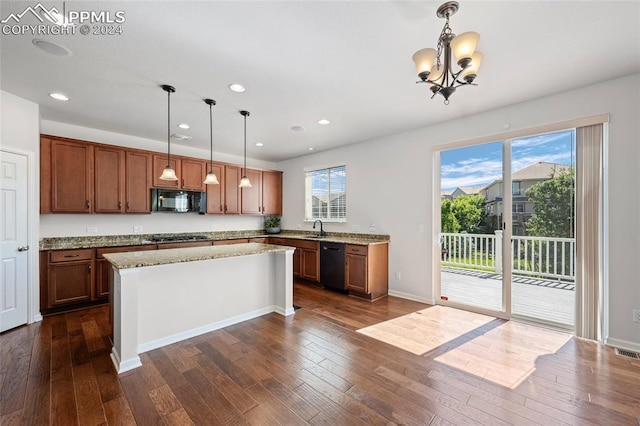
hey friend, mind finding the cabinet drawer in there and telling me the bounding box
[346,244,368,256]
[50,249,93,263]
[286,239,318,251]
[96,245,154,258]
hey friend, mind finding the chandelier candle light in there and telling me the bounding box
[239,110,252,188]
[412,1,483,104]
[159,84,178,181]
[203,98,220,185]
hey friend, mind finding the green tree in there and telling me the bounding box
[525,167,574,238]
[452,194,485,233]
[441,199,460,233]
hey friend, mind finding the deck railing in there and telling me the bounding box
[440,232,575,282]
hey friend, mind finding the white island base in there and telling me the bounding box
[105,243,295,374]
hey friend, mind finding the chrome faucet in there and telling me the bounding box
[313,220,327,237]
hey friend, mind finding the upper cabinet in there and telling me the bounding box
[41,137,93,213]
[40,135,282,216]
[94,145,125,213]
[125,150,152,213]
[180,158,206,191]
[241,169,283,215]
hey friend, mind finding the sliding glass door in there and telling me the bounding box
[438,130,577,329]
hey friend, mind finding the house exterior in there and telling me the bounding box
[450,186,484,200]
[481,162,570,235]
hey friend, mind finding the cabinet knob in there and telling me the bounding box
[127,201,130,210]
[118,201,122,209]
[86,200,90,209]
[220,205,223,212]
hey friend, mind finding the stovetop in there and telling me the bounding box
[151,235,210,243]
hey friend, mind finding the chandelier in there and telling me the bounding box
[412,1,483,104]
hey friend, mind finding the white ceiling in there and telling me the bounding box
[2,1,639,162]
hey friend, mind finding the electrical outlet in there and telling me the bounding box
[352,225,360,232]
[633,310,640,323]
[133,225,143,233]
[395,272,401,281]
[86,226,98,233]
[368,224,376,233]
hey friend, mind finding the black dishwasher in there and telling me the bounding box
[320,242,346,292]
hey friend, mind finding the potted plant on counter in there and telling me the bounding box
[264,216,281,234]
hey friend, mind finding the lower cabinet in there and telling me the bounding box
[96,245,155,299]
[346,243,389,300]
[272,238,319,283]
[41,245,158,314]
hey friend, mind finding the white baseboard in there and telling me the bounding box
[137,306,276,354]
[388,290,434,305]
[32,313,43,323]
[604,337,640,353]
[110,348,142,374]
[275,306,295,316]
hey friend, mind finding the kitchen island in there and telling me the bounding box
[104,243,295,374]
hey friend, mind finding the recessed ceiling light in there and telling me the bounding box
[255,143,264,147]
[317,119,331,125]
[291,126,305,132]
[49,93,69,101]
[32,39,72,56]
[308,147,314,151]
[177,123,190,129]
[171,133,192,141]
[228,83,245,93]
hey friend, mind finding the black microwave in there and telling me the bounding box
[151,189,206,213]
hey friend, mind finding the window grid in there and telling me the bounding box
[305,166,346,221]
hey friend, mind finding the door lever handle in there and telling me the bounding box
[18,245,30,252]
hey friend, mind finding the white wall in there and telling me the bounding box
[1,90,41,322]
[39,120,279,237]
[277,73,640,349]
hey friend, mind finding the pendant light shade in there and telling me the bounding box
[203,98,220,185]
[239,110,252,188]
[159,84,178,181]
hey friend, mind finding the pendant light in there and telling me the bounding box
[203,99,220,185]
[159,84,178,181]
[239,110,252,188]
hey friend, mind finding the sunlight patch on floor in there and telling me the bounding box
[357,305,572,388]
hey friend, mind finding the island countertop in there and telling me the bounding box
[103,242,294,269]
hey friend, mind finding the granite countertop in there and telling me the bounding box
[104,243,294,269]
[40,230,389,250]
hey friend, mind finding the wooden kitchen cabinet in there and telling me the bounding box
[346,243,388,301]
[96,245,154,299]
[47,249,94,307]
[249,237,268,243]
[262,170,283,215]
[41,137,94,213]
[125,150,152,213]
[205,163,224,214]
[276,238,319,282]
[240,169,283,215]
[94,145,125,213]
[152,154,181,188]
[181,158,206,191]
[241,169,263,214]
[223,165,242,214]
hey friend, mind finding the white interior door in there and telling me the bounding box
[1,150,29,332]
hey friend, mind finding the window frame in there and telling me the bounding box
[304,165,347,223]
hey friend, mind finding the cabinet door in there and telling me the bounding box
[48,261,93,306]
[262,171,283,215]
[241,169,262,214]
[293,248,301,277]
[95,259,111,299]
[301,249,320,282]
[94,146,125,213]
[224,165,241,214]
[152,154,181,188]
[346,254,368,293]
[206,163,224,214]
[50,139,93,213]
[181,159,206,191]
[126,150,152,213]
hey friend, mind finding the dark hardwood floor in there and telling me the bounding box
[1,281,639,425]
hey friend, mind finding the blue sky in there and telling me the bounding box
[440,130,575,191]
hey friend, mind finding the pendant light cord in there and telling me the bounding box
[166,89,171,167]
[243,113,247,174]
[209,103,213,172]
